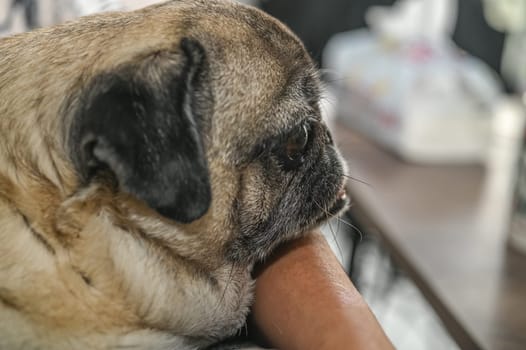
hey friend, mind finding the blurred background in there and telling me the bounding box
[1,1,525,349]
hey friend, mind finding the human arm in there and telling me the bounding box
[251,231,394,350]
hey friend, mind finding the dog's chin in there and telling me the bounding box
[232,186,350,266]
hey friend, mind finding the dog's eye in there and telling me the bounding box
[277,122,311,170]
[286,123,309,160]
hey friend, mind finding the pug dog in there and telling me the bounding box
[0,0,348,349]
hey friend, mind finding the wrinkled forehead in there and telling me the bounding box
[252,65,322,135]
[210,54,321,162]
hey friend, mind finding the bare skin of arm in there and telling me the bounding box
[252,231,394,350]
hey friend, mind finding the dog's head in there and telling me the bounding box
[62,0,347,265]
[0,0,348,345]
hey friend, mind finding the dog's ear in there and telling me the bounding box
[71,38,212,223]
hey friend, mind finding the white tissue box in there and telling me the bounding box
[325,30,501,164]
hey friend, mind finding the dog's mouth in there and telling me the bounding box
[330,186,349,214]
[314,184,349,225]
[328,186,349,216]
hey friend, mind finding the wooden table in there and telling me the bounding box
[332,122,526,350]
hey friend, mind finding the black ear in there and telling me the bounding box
[70,38,212,223]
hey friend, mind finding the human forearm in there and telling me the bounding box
[252,231,394,350]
